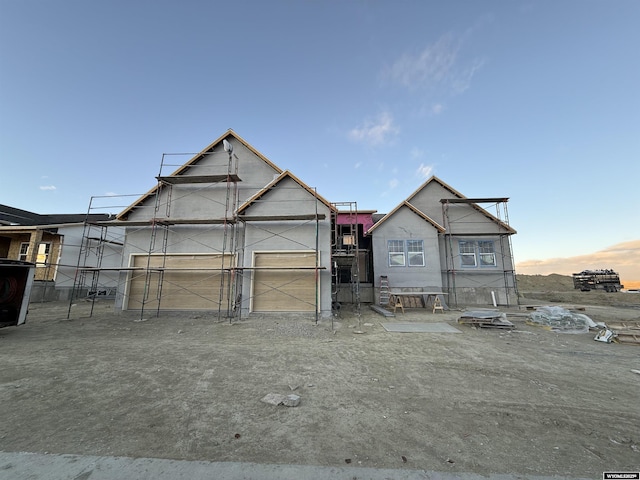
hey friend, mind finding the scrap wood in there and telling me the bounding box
[607,321,640,330]
[613,332,640,345]
[458,311,515,330]
[607,321,640,345]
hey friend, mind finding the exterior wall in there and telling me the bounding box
[54,225,124,301]
[439,235,517,306]
[115,138,337,316]
[405,179,518,306]
[124,137,280,224]
[370,206,442,303]
[240,177,333,317]
[410,182,506,235]
[116,136,282,311]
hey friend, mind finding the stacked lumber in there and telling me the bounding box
[458,311,515,330]
[608,321,640,345]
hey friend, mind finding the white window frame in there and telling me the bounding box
[388,240,425,267]
[388,240,405,267]
[459,240,477,267]
[477,240,497,267]
[459,240,497,268]
[407,240,425,267]
[19,242,29,262]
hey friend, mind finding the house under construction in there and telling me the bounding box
[59,130,517,319]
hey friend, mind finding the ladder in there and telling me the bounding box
[379,276,390,306]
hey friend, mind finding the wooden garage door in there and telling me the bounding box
[127,253,234,311]
[252,251,317,312]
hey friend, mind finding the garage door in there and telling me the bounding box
[251,251,317,312]
[127,253,234,311]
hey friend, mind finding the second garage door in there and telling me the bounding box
[251,251,317,312]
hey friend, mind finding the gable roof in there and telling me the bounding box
[406,175,467,203]
[406,175,516,234]
[237,170,335,215]
[366,201,445,235]
[116,130,283,220]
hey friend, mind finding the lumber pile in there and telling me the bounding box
[608,321,640,345]
[458,310,515,330]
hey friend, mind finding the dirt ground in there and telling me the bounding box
[1,279,639,478]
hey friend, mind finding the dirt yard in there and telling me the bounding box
[1,279,639,478]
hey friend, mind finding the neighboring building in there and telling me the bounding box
[367,176,517,307]
[0,205,122,301]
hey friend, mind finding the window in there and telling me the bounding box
[407,240,425,266]
[478,241,496,267]
[388,240,425,267]
[36,243,51,266]
[459,241,476,267]
[19,243,29,262]
[388,240,405,266]
[459,240,496,268]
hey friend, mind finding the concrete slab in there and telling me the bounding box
[381,322,462,333]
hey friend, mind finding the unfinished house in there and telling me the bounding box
[0,205,120,301]
[367,176,517,307]
[77,130,335,319]
[331,207,376,308]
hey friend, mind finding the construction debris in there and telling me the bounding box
[527,306,600,334]
[369,304,394,317]
[458,310,515,330]
[260,393,301,407]
[594,328,615,343]
[608,321,640,345]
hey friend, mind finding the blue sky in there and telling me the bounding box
[1,0,639,272]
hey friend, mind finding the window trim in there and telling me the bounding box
[477,240,497,267]
[459,240,497,268]
[407,240,425,267]
[388,240,405,267]
[19,242,29,262]
[388,239,425,267]
[459,240,477,267]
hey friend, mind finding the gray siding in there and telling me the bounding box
[370,206,442,301]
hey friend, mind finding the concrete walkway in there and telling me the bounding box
[0,451,592,480]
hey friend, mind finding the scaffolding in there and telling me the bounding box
[441,197,518,307]
[330,202,361,318]
[68,140,328,322]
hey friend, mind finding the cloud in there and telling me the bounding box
[431,103,445,115]
[348,112,399,147]
[386,34,458,90]
[39,185,56,191]
[354,161,362,169]
[384,33,484,97]
[389,179,399,189]
[451,58,485,94]
[516,240,640,283]
[410,147,425,160]
[416,163,434,179]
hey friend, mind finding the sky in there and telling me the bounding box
[1,0,639,281]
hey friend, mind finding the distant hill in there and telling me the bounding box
[515,274,640,307]
[516,274,574,292]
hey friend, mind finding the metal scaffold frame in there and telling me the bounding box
[68,144,327,322]
[330,202,361,320]
[441,197,518,307]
